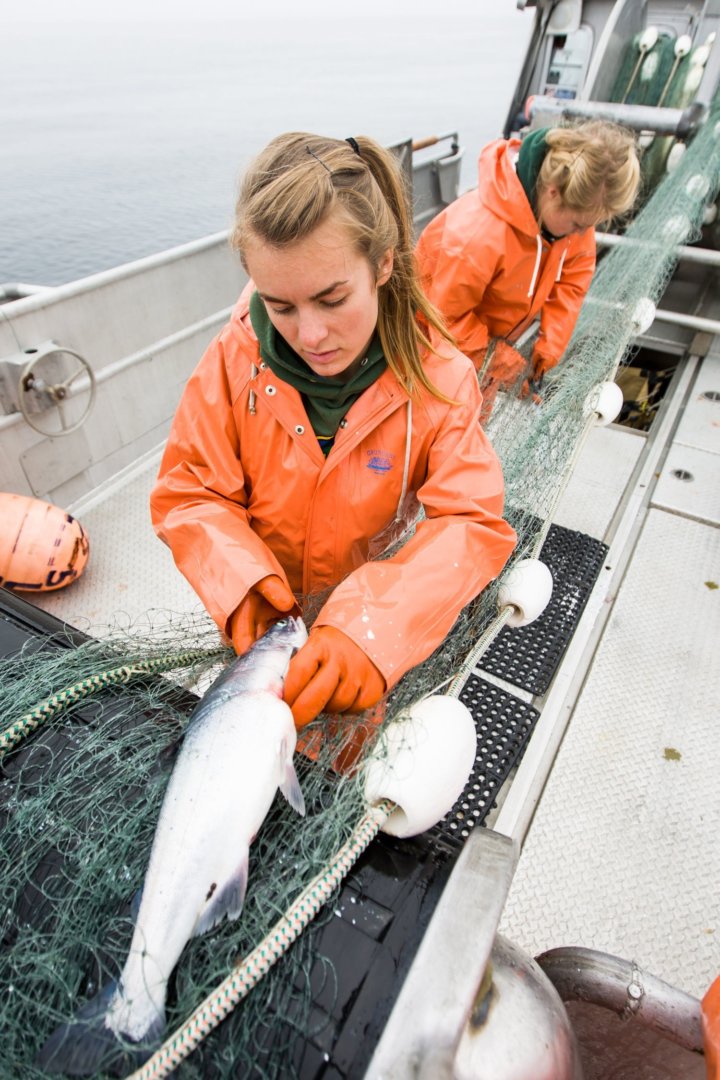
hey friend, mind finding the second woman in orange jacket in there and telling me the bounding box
[151,133,516,730]
[415,121,640,420]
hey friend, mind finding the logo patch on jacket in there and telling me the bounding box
[366,449,394,475]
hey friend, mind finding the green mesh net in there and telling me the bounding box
[2,98,720,1078]
[610,31,679,107]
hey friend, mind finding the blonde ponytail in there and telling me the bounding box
[231,132,454,401]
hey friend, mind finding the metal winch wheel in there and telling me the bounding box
[19,343,96,436]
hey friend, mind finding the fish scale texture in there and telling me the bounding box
[499,508,720,999]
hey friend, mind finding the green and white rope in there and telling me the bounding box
[127,798,394,1080]
[0,648,225,761]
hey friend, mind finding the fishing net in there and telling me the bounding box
[2,97,720,1079]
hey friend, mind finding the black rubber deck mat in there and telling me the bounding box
[0,590,538,1079]
[428,672,540,852]
[236,833,455,1080]
[480,523,608,696]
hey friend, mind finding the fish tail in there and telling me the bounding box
[35,980,165,1077]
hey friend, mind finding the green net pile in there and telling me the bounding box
[2,100,720,1079]
[608,28,716,195]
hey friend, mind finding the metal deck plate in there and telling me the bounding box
[653,442,720,526]
[673,353,720,455]
[552,424,644,541]
[499,508,720,998]
[29,454,206,635]
[480,523,609,696]
[652,354,720,526]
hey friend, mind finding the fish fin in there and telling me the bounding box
[279,739,306,817]
[192,850,249,938]
[34,980,163,1077]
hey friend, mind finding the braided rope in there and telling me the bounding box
[0,648,225,761]
[128,799,394,1080]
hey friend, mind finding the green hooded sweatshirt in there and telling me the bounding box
[516,127,562,242]
[249,290,386,455]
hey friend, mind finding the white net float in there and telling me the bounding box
[666,144,687,175]
[363,695,476,838]
[686,174,710,200]
[631,297,656,336]
[638,26,659,52]
[584,381,624,426]
[497,558,553,627]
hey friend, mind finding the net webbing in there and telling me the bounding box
[2,99,719,1079]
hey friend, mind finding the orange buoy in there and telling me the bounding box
[0,492,90,592]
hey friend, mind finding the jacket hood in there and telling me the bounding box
[477,138,539,239]
[230,281,258,342]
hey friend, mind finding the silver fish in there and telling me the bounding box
[38,615,308,1076]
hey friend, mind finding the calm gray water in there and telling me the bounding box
[2,5,532,285]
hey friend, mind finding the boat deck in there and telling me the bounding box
[23,348,720,1002]
[497,351,720,1000]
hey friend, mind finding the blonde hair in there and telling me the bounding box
[539,120,641,223]
[230,132,454,400]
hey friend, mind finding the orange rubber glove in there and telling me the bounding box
[489,340,527,387]
[532,352,559,380]
[520,373,544,404]
[284,626,386,728]
[228,575,297,655]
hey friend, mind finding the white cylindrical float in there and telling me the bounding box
[584,381,624,426]
[363,695,476,838]
[497,558,553,627]
[631,297,656,336]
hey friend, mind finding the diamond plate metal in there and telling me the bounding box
[674,354,720,455]
[653,443,720,526]
[30,457,206,635]
[499,508,720,999]
[553,425,644,540]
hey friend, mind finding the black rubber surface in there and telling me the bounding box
[0,587,538,1078]
[480,523,608,695]
[429,673,540,851]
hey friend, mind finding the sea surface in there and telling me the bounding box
[2,3,533,286]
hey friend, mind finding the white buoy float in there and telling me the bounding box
[363,695,477,837]
[497,558,554,627]
[631,297,656,336]
[584,380,624,426]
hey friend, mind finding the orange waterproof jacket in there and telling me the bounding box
[415,137,597,373]
[150,289,516,691]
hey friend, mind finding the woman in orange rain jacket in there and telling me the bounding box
[415,121,640,420]
[151,133,516,730]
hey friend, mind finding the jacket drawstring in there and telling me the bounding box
[383,400,414,529]
[397,400,412,514]
[527,234,542,297]
[556,248,567,281]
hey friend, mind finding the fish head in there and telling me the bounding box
[249,616,308,669]
[249,616,308,689]
[261,615,308,654]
